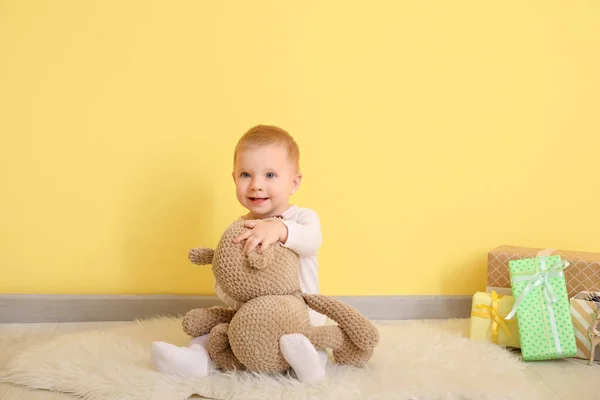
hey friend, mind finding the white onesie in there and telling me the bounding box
[214,205,327,326]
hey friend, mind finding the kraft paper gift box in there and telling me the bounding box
[487,245,600,298]
[505,250,577,361]
[468,291,520,348]
[570,291,600,361]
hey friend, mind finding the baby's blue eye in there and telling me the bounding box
[266,172,276,179]
[241,172,251,178]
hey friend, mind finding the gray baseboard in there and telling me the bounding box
[0,294,472,323]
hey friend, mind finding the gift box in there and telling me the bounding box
[487,245,600,298]
[468,291,520,348]
[570,291,600,361]
[505,250,578,361]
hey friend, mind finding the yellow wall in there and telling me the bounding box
[1,1,599,296]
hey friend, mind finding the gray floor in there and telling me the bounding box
[0,321,598,399]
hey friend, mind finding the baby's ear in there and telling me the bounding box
[247,246,275,270]
[188,247,215,265]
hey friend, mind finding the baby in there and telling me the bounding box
[152,125,328,383]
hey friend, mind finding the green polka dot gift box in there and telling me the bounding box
[506,250,577,361]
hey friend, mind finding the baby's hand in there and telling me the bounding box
[233,220,287,256]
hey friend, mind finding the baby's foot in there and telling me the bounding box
[317,349,329,369]
[189,334,210,348]
[280,334,326,384]
[151,341,210,379]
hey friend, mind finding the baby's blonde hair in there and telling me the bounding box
[234,125,300,171]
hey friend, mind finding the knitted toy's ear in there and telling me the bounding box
[188,247,215,265]
[247,246,275,270]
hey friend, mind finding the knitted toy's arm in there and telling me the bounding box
[188,247,215,265]
[302,294,379,351]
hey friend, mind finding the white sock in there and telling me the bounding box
[317,349,329,368]
[151,341,210,379]
[189,334,210,349]
[280,334,326,384]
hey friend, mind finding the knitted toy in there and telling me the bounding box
[182,217,379,375]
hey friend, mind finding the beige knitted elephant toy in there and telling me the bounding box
[181,217,379,376]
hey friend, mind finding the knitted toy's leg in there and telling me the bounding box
[182,307,236,338]
[207,323,246,371]
[301,294,379,352]
[305,325,374,367]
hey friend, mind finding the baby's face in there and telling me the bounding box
[232,144,301,219]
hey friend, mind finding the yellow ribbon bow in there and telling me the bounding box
[472,291,513,344]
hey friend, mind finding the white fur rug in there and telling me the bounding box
[0,318,539,400]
